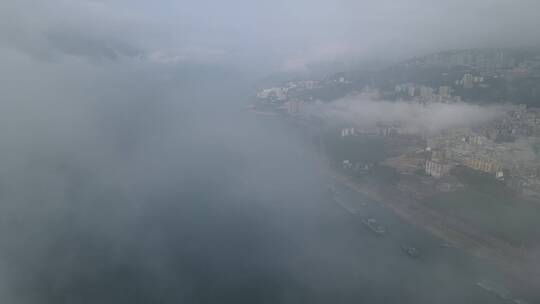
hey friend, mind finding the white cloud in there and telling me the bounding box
[306,94,507,132]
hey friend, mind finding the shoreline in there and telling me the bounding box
[252,109,540,289]
[330,169,540,289]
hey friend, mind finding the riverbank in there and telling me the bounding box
[331,170,540,290]
[252,109,540,290]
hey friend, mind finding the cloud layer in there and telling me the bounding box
[306,94,506,132]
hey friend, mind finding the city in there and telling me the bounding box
[253,48,540,201]
[251,49,540,301]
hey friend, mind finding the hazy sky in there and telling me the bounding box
[2,0,540,71]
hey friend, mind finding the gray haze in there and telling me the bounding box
[2,1,540,70]
[1,1,540,303]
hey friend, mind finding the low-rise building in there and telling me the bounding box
[463,157,500,175]
[425,159,452,178]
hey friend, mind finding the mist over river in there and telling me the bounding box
[0,64,534,303]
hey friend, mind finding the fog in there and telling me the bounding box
[306,94,506,132]
[1,1,540,303]
[0,49,330,302]
[3,1,540,69]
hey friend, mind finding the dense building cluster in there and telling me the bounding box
[425,105,540,199]
[253,49,540,200]
[394,83,462,105]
